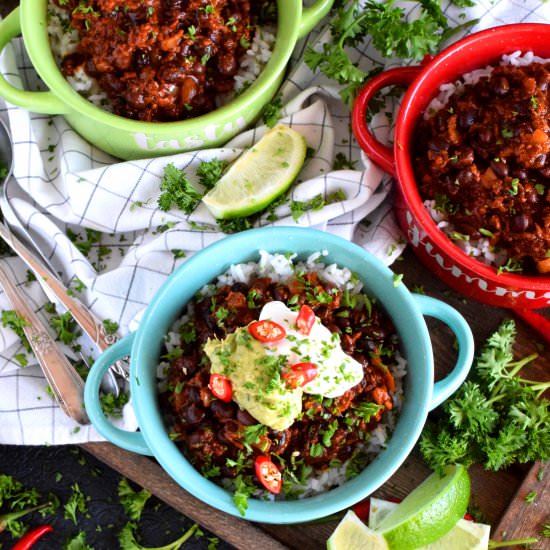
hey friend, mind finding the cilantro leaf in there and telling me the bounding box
[63,530,94,550]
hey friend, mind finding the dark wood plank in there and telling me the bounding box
[493,461,550,548]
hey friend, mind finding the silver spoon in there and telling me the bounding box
[0,117,121,396]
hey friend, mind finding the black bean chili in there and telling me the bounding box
[159,270,400,498]
[414,61,550,275]
[53,0,276,121]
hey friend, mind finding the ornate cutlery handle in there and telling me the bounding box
[0,264,89,424]
[0,223,129,379]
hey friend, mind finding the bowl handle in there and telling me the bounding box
[412,294,474,411]
[84,332,153,456]
[351,65,422,175]
[299,0,335,37]
[0,9,69,115]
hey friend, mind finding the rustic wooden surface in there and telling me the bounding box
[2,1,549,547]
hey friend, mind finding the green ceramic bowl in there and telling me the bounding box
[0,0,333,160]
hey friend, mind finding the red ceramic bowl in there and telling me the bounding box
[352,23,550,311]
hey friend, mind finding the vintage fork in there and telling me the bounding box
[0,221,129,383]
[0,263,89,424]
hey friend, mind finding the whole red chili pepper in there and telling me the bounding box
[12,525,53,549]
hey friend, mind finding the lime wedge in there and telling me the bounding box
[421,518,490,549]
[369,498,490,550]
[376,464,471,550]
[201,124,307,219]
[327,510,389,550]
[369,498,399,529]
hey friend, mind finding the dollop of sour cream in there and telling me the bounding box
[259,301,364,398]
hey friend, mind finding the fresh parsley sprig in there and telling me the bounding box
[157,163,202,214]
[420,320,550,473]
[305,0,476,106]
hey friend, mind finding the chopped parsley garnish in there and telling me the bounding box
[157,163,202,214]
[1,310,31,352]
[197,158,227,190]
[261,94,283,128]
[232,475,256,516]
[64,483,88,524]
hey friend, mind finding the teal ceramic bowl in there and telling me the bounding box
[84,227,474,524]
[0,0,333,160]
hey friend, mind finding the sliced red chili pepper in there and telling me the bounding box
[248,320,286,342]
[295,304,315,335]
[12,525,54,550]
[209,373,233,402]
[282,362,318,389]
[254,455,282,494]
[351,498,371,522]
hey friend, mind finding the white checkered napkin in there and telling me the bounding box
[1,0,549,445]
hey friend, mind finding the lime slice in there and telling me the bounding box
[327,510,389,550]
[369,498,399,530]
[421,519,490,549]
[376,464,471,550]
[201,124,307,219]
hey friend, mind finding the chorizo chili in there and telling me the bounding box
[53,0,276,122]
[415,60,550,275]
[159,270,400,496]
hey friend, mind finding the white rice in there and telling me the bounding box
[47,1,275,111]
[423,52,550,268]
[160,251,407,499]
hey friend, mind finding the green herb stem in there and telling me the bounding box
[488,538,538,548]
[507,354,539,378]
[0,502,51,532]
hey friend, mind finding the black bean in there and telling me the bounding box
[428,137,449,152]
[477,128,493,144]
[512,169,529,180]
[533,154,547,169]
[458,108,477,129]
[236,408,257,426]
[184,403,206,425]
[231,282,249,293]
[493,76,510,95]
[511,213,530,232]
[490,159,509,178]
[457,169,475,185]
[210,399,235,420]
